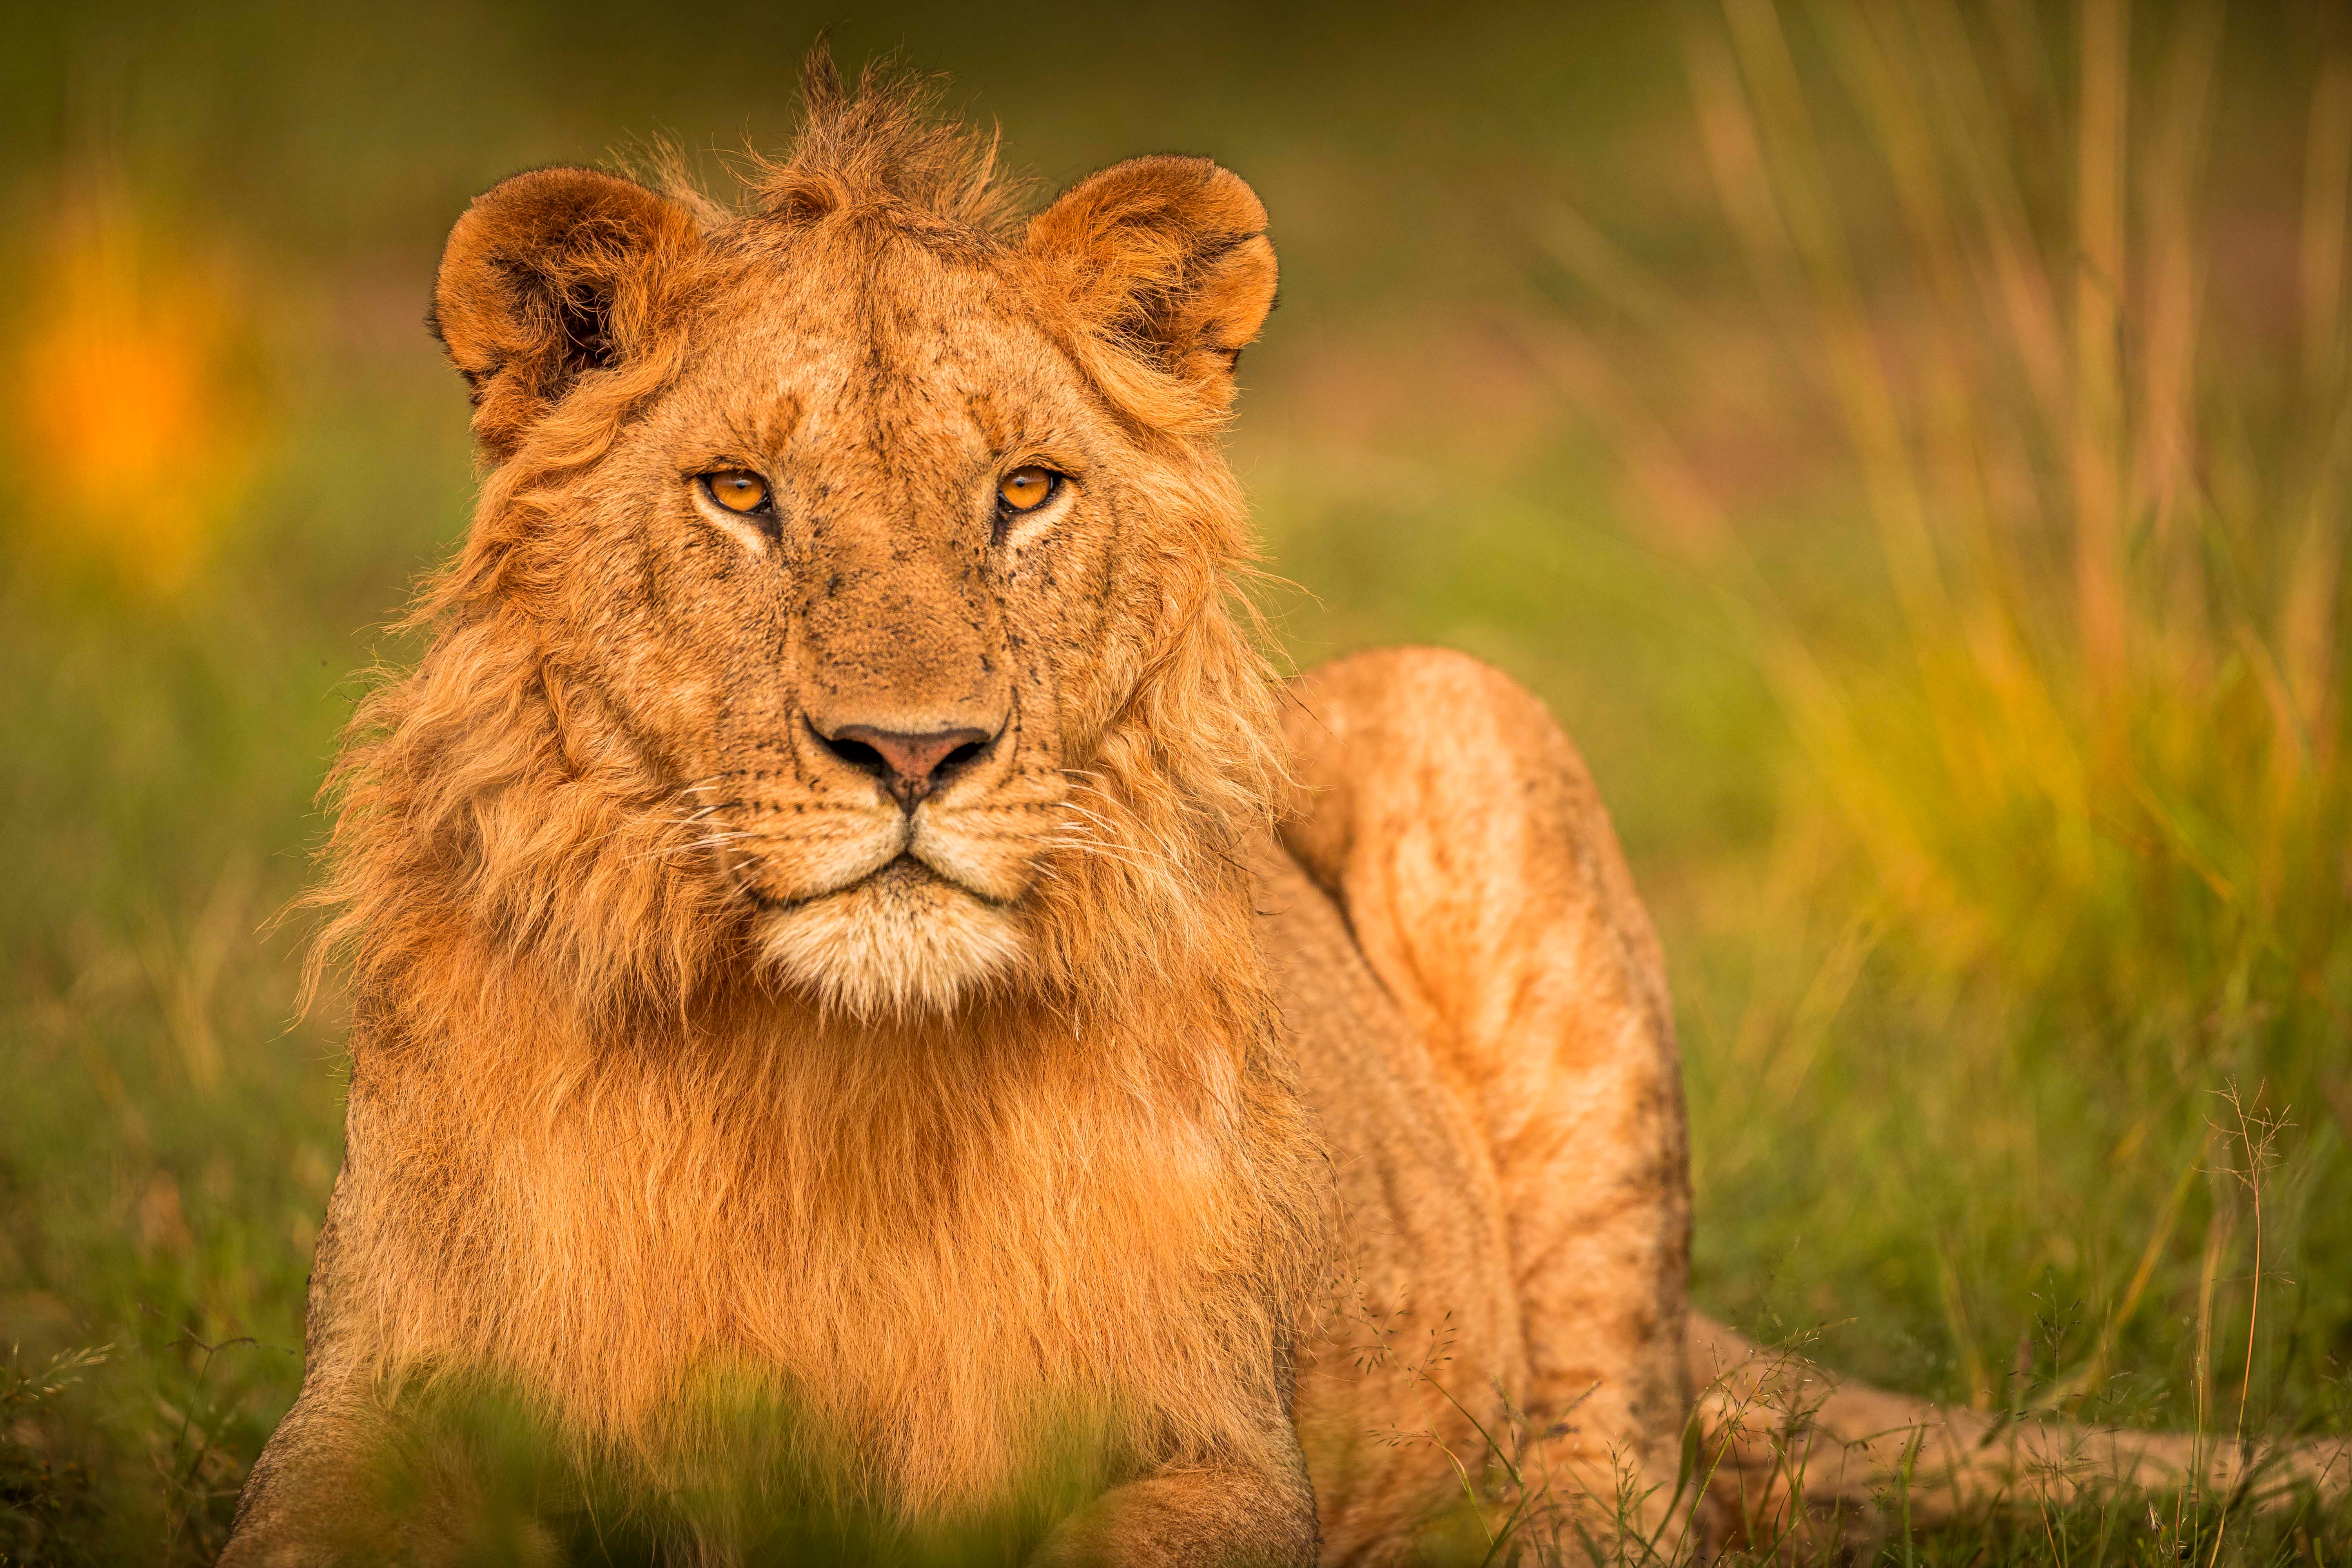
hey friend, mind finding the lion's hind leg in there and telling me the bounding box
[1279,647,1697,1548]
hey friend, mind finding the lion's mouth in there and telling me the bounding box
[867,854,973,897]
[738,849,1005,914]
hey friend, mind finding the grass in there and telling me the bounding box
[1665,0,2352,1440]
[2,0,2347,1561]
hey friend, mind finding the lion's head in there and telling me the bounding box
[321,61,1286,1026]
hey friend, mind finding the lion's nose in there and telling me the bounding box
[817,722,997,810]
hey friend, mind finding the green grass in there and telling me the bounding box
[3,0,2349,1561]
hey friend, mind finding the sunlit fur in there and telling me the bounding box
[278,56,1321,1531]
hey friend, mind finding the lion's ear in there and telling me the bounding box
[1024,156,1276,413]
[431,166,699,458]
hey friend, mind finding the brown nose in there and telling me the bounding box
[817,723,996,809]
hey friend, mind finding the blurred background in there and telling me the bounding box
[2,0,2348,1559]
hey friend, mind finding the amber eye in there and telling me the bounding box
[702,471,771,514]
[997,466,1058,513]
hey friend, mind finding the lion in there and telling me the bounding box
[221,57,2343,1566]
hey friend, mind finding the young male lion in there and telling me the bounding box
[223,60,2334,1568]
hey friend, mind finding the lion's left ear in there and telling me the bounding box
[1024,156,1277,412]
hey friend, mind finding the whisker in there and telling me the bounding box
[1042,833,1173,882]
[1052,804,1188,874]
[621,830,763,868]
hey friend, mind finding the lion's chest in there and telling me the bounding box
[356,1052,1265,1512]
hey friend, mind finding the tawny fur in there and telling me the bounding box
[225,55,2345,1568]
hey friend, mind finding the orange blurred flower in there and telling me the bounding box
[13,191,261,595]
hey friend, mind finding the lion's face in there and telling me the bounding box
[558,236,1125,1014]
[426,156,1277,1018]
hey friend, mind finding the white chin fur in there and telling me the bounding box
[757,863,1024,1021]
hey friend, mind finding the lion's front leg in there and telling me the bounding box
[1029,1455,1318,1567]
[1279,647,1695,1544]
[218,1384,416,1566]
[221,1120,499,1566]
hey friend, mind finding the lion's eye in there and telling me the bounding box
[997,466,1058,513]
[702,471,771,514]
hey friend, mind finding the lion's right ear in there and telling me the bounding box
[431,166,699,458]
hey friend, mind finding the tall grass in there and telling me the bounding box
[1548,0,2350,1047]
[1713,0,2349,1091]
[1533,0,2352,1467]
